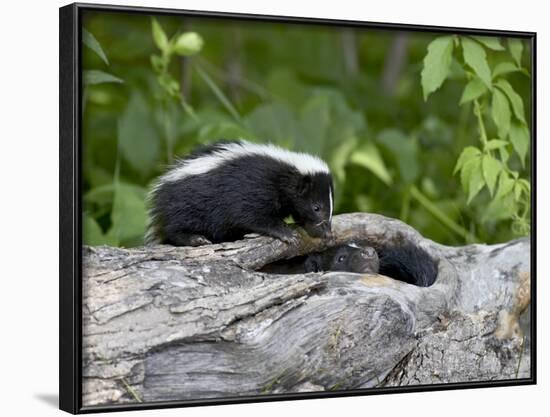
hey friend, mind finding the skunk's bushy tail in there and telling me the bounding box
[377,243,438,287]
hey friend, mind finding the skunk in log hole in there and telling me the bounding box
[146,140,334,246]
[308,242,438,287]
[262,242,438,287]
[304,243,380,274]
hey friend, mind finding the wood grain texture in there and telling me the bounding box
[81,213,531,406]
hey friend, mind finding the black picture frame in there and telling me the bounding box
[60,3,536,414]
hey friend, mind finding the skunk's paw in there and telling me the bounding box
[188,235,212,246]
[278,229,300,246]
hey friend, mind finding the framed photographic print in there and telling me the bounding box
[59,2,536,413]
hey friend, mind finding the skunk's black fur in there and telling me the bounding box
[147,140,334,246]
[376,242,438,287]
[304,244,379,274]
[261,242,438,287]
[260,244,379,275]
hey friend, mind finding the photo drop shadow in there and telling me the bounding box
[34,393,58,408]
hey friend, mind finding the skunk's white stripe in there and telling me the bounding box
[328,185,333,222]
[161,140,330,183]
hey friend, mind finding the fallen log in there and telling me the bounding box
[81,213,531,406]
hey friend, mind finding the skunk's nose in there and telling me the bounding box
[321,221,332,239]
[361,247,376,258]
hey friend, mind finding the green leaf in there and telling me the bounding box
[492,62,519,79]
[82,28,109,65]
[330,136,358,184]
[377,129,419,184]
[151,18,169,53]
[483,192,517,222]
[83,70,123,86]
[118,92,161,175]
[491,88,511,139]
[421,36,454,100]
[174,32,204,56]
[110,184,147,246]
[459,155,478,194]
[518,179,530,192]
[507,38,524,66]
[472,36,505,51]
[484,139,508,151]
[454,146,481,175]
[459,156,484,203]
[459,77,487,105]
[495,79,526,122]
[83,214,107,246]
[461,37,492,89]
[482,154,501,196]
[499,146,510,164]
[245,102,297,145]
[157,73,180,97]
[350,141,393,185]
[466,157,484,204]
[495,171,515,200]
[150,54,168,73]
[509,122,529,166]
[514,181,523,201]
[299,93,331,155]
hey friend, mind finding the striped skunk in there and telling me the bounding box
[260,243,379,275]
[303,243,380,274]
[146,140,334,246]
[261,242,438,287]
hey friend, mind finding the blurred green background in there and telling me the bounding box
[82,10,532,248]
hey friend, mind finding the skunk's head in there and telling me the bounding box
[289,173,334,239]
[305,243,379,273]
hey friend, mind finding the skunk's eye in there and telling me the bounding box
[338,255,346,263]
[313,205,320,212]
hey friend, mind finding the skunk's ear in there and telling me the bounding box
[296,175,313,195]
[304,254,322,273]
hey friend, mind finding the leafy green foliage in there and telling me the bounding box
[423,34,531,236]
[459,77,487,105]
[472,36,504,51]
[461,38,492,88]
[421,36,454,100]
[151,18,169,53]
[82,28,110,65]
[491,88,511,138]
[508,38,524,66]
[350,142,393,186]
[118,92,160,175]
[83,69,123,85]
[81,12,531,247]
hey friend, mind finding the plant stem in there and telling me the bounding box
[194,63,243,123]
[410,185,477,243]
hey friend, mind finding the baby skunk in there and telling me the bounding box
[146,140,334,246]
[304,243,380,274]
[311,242,437,287]
[260,243,379,275]
[261,242,438,287]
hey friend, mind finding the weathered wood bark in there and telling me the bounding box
[81,213,531,406]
